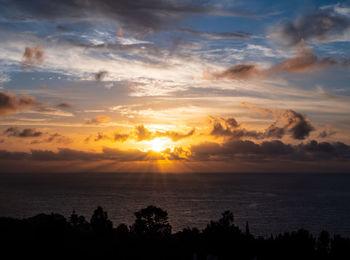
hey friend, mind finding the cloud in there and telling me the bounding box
[204,64,260,80]
[86,125,195,143]
[3,127,43,138]
[3,138,347,163]
[318,128,337,138]
[268,43,338,73]
[135,124,195,141]
[272,10,350,46]
[84,131,130,143]
[113,133,129,142]
[86,115,112,125]
[240,102,274,116]
[209,116,264,139]
[210,105,314,140]
[190,139,350,162]
[22,46,44,66]
[57,102,73,108]
[181,28,251,39]
[95,70,108,82]
[2,0,256,32]
[0,91,37,116]
[93,132,110,142]
[135,125,154,141]
[155,128,195,141]
[267,109,314,140]
[31,104,74,117]
[30,133,72,145]
[3,127,72,144]
[204,42,347,80]
[210,116,239,136]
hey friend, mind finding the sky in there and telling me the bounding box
[0,0,350,173]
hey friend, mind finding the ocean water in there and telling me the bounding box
[1,172,350,237]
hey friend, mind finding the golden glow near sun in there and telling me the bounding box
[148,138,172,152]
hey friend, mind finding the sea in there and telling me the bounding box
[1,172,350,237]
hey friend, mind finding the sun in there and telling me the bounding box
[149,138,171,152]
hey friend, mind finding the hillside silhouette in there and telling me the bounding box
[0,205,349,259]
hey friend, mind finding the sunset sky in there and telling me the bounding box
[1,0,350,173]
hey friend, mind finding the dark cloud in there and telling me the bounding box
[57,102,73,108]
[114,133,129,142]
[181,28,251,39]
[28,103,74,116]
[95,70,108,82]
[94,132,128,142]
[0,147,163,162]
[85,131,129,143]
[210,118,264,139]
[204,64,260,80]
[273,11,350,46]
[0,91,37,116]
[135,125,154,141]
[0,150,29,160]
[31,133,72,145]
[22,46,44,66]
[3,127,72,144]
[272,109,314,140]
[93,132,110,142]
[1,0,256,32]
[190,139,350,162]
[210,106,314,140]
[4,127,43,138]
[318,129,337,138]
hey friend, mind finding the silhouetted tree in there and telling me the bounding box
[70,210,78,227]
[131,205,171,237]
[204,210,239,234]
[115,223,129,237]
[317,230,330,258]
[245,221,250,235]
[219,210,234,227]
[90,206,112,235]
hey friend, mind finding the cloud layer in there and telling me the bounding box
[190,139,350,162]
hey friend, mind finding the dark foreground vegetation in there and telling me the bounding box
[1,206,349,260]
